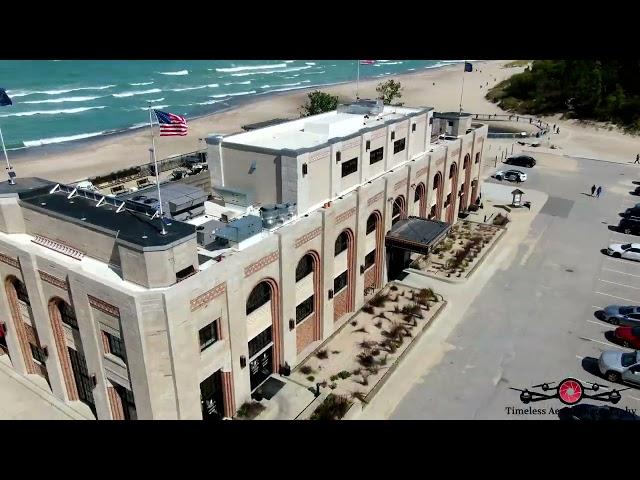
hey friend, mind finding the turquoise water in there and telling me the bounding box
[0,60,461,150]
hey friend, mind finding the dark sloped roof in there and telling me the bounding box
[385,217,451,254]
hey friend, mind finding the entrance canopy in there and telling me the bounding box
[385,216,451,255]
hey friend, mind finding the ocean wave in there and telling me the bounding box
[0,106,107,118]
[305,62,316,66]
[113,88,162,98]
[140,105,168,110]
[210,90,256,98]
[158,70,189,76]
[223,81,251,86]
[129,122,148,130]
[266,84,317,93]
[260,80,310,89]
[408,68,416,71]
[230,65,312,77]
[303,70,325,75]
[22,95,102,104]
[8,85,115,97]
[216,63,288,73]
[380,61,403,66]
[284,60,295,63]
[169,83,219,92]
[23,131,106,147]
[130,81,154,86]
[147,97,165,103]
[197,99,224,105]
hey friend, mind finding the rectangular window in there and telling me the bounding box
[248,326,272,358]
[341,157,358,178]
[364,250,376,269]
[369,147,384,165]
[105,332,126,361]
[429,117,433,125]
[30,343,46,364]
[296,295,314,324]
[302,163,308,176]
[114,384,137,420]
[448,121,454,127]
[412,123,416,132]
[59,303,78,329]
[334,271,348,294]
[366,140,371,151]
[199,319,220,352]
[393,138,406,154]
[336,151,341,163]
[391,131,395,140]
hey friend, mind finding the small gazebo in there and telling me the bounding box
[511,188,524,207]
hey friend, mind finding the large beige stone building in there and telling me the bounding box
[0,101,486,419]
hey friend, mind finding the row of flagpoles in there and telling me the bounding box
[0,86,189,235]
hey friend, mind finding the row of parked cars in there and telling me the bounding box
[595,306,640,386]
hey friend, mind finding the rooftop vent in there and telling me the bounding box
[337,99,384,116]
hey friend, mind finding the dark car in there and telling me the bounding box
[558,404,639,421]
[623,207,640,219]
[618,217,640,235]
[505,155,536,168]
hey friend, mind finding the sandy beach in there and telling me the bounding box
[11,59,640,184]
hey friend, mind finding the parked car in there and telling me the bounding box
[606,243,640,261]
[618,217,640,235]
[494,169,527,182]
[505,155,536,168]
[633,185,640,195]
[597,305,640,326]
[623,207,640,218]
[557,404,639,421]
[598,350,640,385]
[614,326,640,348]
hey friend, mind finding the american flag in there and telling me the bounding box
[360,60,376,65]
[154,109,188,136]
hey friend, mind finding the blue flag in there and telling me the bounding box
[464,62,473,72]
[0,88,12,107]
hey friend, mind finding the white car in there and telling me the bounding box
[494,169,527,182]
[607,243,640,261]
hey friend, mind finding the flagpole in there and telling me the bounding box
[356,60,360,100]
[148,105,166,235]
[459,60,466,115]
[0,124,14,185]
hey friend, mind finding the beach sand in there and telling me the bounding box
[11,59,640,184]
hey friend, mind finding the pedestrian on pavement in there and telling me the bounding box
[557,127,560,134]
[635,153,640,164]
[591,184,596,196]
[596,186,602,198]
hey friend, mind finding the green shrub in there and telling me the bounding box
[237,401,266,419]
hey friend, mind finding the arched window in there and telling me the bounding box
[393,200,401,219]
[246,282,272,316]
[59,301,78,329]
[335,231,349,256]
[449,163,457,178]
[13,279,30,305]
[295,254,314,282]
[433,173,440,190]
[366,213,378,235]
[475,152,480,164]
[414,187,421,202]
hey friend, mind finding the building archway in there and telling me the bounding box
[364,211,384,294]
[392,195,406,226]
[48,297,94,412]
[246,278,281,391]
[461,154,472,211]
[414,182,426,218]
[446,162,458,224]
[5,276,48,381]
[430,172,444,220]
[333,228,355,322]
[294,251,322,354]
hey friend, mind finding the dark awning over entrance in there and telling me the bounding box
[385,216,451,256]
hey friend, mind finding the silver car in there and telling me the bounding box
[598,350,640,386]
[597,305,640,326]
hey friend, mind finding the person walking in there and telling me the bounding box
[596,186,602,198]
[591,184,596,196]
[635,153,640,164]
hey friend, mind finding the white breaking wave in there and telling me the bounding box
[0,106,107,118]
[197,99,224,105]
[22,95,102,104]
[8,85,115,97]
[147,97,165,103]
[284,60,295,63]
[129,122,148,130]
[408,68,416,71]
[381,61,403,66]
[23,131,106,147]
[158,70,189,76]
[230,65,312,77]
[113,88,162,98]
[260,80,310,89]
[130,81,154,86]
[140,105,168,110]
[216,63,288,73]
[170,83,219,92]
[305,62,316,66]
[223,81,251,86]
[303,70,325,75]
[210,90,256,98]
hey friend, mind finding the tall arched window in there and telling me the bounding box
[246,282,272,316]
[366,213,378,234]
[295,254,314,282]
[335,231,349,256]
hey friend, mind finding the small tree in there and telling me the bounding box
[300,90,339,117]
[376,79,403,106]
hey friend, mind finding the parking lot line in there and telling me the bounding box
[603,257,640,266]
[598,279,640,290]
[594,291,639,303]
[602,268,640,278]
[580,336,627,350]
[586,319,606,326]
[592,305,603,310]
[631,396,640,402]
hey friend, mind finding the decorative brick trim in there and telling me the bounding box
[244,251,279,278]
[88,295,120,318]
[335,207,356,225]
[101,331,111,353]
[32,235,84,260]
[309,148,330,163]
[0,253,20,269]
[107,386,125,420]
[222,371,236,418]
[370,129,386,140]
[367,191,384,206]
[342,138,361,150]
[294,227,322,249]
[416,166,428,178]
[38,270,68,291]
[190,283,227,312]
[394,179,408,191]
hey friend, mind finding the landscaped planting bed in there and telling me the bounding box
[409,220,503,280]
[291,283,445,416]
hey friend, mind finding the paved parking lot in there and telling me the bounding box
[391,152,640,419]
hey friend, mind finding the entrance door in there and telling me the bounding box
[200,370,224,420]
[250,347,273,391]
[386,247,410,281]
[67,347,96,414]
